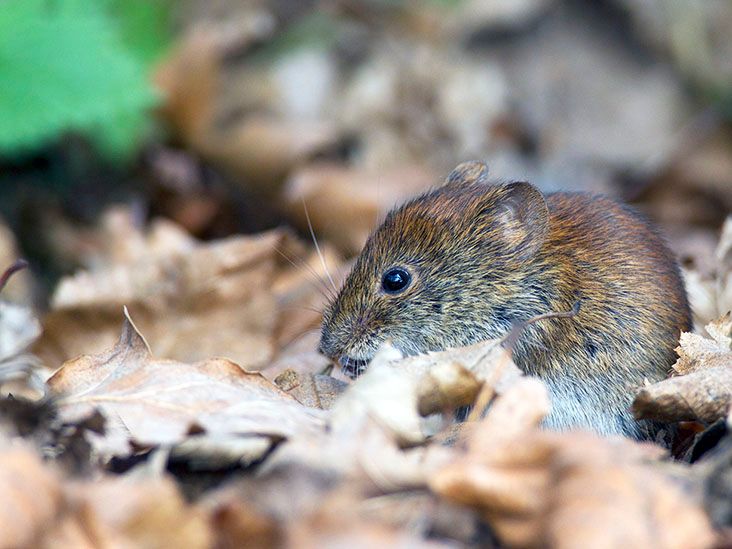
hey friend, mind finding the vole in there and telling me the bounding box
[319,161,690,439]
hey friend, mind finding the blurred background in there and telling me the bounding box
[1,0,731,308]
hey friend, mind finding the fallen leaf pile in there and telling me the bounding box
[0,205,731,546]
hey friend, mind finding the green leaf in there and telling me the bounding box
[0,0,163,159]
[102,0,172,65]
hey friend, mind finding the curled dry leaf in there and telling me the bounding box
[432,380,714,548]
[633,313,732,424]
[329,343,429,447]
[47,310,325,460]
[633,367,732,424]
[675,313,732,375]
[416,360,482,417]
[35,222,286,371]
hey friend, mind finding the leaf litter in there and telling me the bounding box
[47,308,325,462]
[1,214,730,547]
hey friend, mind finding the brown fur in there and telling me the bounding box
[320,161,690,438]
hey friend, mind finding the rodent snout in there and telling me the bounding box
[337,355,369,378]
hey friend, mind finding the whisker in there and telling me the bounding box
[278,326,323,349]
[374,169,382,231]
[301,197,339,296]
[273,245,335,302]
[278,305,324,315]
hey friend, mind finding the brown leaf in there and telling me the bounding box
[0,441,62,549]
[432,405,713,549]
[0,437,213,548]
[205,494,282,549]
[266,340,521,496]
[633,366,732,423]
[462,377,551,459]
[633,313,732,424]
[675,313,732,375]
[157,27,339,191]
[329,339,522,447]
[55,474,212,549]
[283,163,435,255]
[416,361,483,416]
[47,310,325,459]
[35,223,285,371]
[274,369,348,410]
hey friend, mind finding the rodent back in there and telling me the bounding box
[516,192,691,379]
[321,164,689,371]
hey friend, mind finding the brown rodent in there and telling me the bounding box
[319,161,690,439]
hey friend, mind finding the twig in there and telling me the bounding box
[467,301,581,422]
[0,259,28,294]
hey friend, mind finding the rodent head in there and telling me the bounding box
[319,161,550,377]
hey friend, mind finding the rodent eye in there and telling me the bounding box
[382,267,411,294]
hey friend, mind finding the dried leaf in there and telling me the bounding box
[432,382,713,549]
[157,27,338,190]
[205,493,282,549]
[675,313,732,374]
[416,361,482,416]
[47,310,325,459]
[46,474,212,549]
[329,339,523,446]
[633,314,732,424]
[35,225,285,371]
[683,216,732,329]
[0,440,62,549]
[274,369,347,410]
[284,163,435,254]
[633,366,732,424]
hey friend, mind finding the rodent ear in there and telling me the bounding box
[445,161,489,187]
[492,181,549,259]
